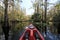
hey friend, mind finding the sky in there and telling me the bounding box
[0,0,58,15]
[21,0,34,15]
[20,0,58,15]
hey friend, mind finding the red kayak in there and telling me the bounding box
[19,24,44,40]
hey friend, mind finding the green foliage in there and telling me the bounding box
[32,13,41,22]
[31,13,42,30]
[9,9,29,32]
[53,3,60,25]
